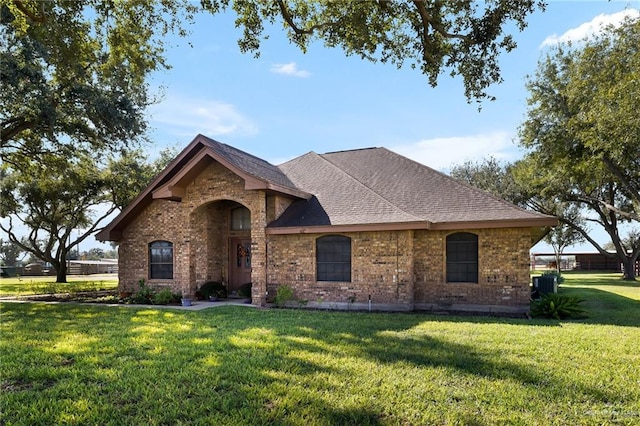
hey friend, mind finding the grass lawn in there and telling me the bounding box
[0,274,118,297]
[1,273,639,425]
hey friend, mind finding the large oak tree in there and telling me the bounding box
[518,17,640,280]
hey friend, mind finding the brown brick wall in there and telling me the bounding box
[118,161,269,301]
[267,231,415,308]
[413,228,531,312]
[266,228,530,312]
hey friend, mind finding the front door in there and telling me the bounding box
[229,238,252,295]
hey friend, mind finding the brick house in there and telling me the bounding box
[97,134,556,313]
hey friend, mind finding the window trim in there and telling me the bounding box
[149,240,174,280]
[316,235,352,282]
[445,232,478,283]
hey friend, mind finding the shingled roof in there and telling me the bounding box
[271,147,556,232]
[98,135,556,241]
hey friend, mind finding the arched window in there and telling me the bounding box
[316,235,351,282]
[231,206,251,230]
[149,241,173,279]
[446,232,478,283]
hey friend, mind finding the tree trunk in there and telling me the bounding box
[554,251,563,275]
[621,256,637,281]
[55,261,68,283]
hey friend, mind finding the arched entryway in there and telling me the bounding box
[190,200,253,297]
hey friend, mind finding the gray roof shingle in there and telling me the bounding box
[271,147,554,228]
[200,135,299,192]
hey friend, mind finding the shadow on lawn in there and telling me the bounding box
[0,302,631,425]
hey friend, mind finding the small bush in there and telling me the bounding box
[531,293,586,320]
[198,281,227,299]
[274,285,294,307]
[129,279,154,304]
[153,288,174,305]
[237,282,252,299]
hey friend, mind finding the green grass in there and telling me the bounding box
[0,275,118,297]
[1,273,639,425]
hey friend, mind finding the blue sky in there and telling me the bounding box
[139,1,638,254]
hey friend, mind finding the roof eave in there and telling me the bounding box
[429,217,558,231]
[266,221,432,235]
[265,217,558,236]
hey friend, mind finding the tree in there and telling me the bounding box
[541,204,585,274]
[449,156,521,203]
[0,147,175,282]
[204,0,544,103]
[0,238,25,266]
[1,0,197,165]
[449,157,585,273]
[1,152,113,282]
[518,17,640,280]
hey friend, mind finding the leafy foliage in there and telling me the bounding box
[274,285,294,307]
[531,293,586,320]
[0,238,24,266]
[518,16,640,279]
[237,282,252,299]
[198,281,227,300]
[1,0,196,163]
[129,279,155,305]
[202,0,544,103]
[153,288,179,305]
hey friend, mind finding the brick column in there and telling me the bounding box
[250,192,267,306]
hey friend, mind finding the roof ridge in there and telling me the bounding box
[319,149,425,222]
[323,147,379,155]
[200,134,301,192]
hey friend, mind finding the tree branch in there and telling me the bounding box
[602,154,640,207]
[13,0,47,23]
[1,117,37,143]
[275,0,334,36]
[412,0,471,42]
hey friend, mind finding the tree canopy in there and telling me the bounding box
[1,0,197,165]
[203,0,544,103]
[518,16,640,279]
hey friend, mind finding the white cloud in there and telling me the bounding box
[270,62,311,78]
[149,96,258,137]
[541,9,639,47]
[390,131,518,172]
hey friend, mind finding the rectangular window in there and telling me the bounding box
[149,241,173,279]
[316,235,351,282]
[446,233,478,283]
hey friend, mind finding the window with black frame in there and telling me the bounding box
[316,235,351,282]
[446,232,478,283]
[149,240,173,279]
